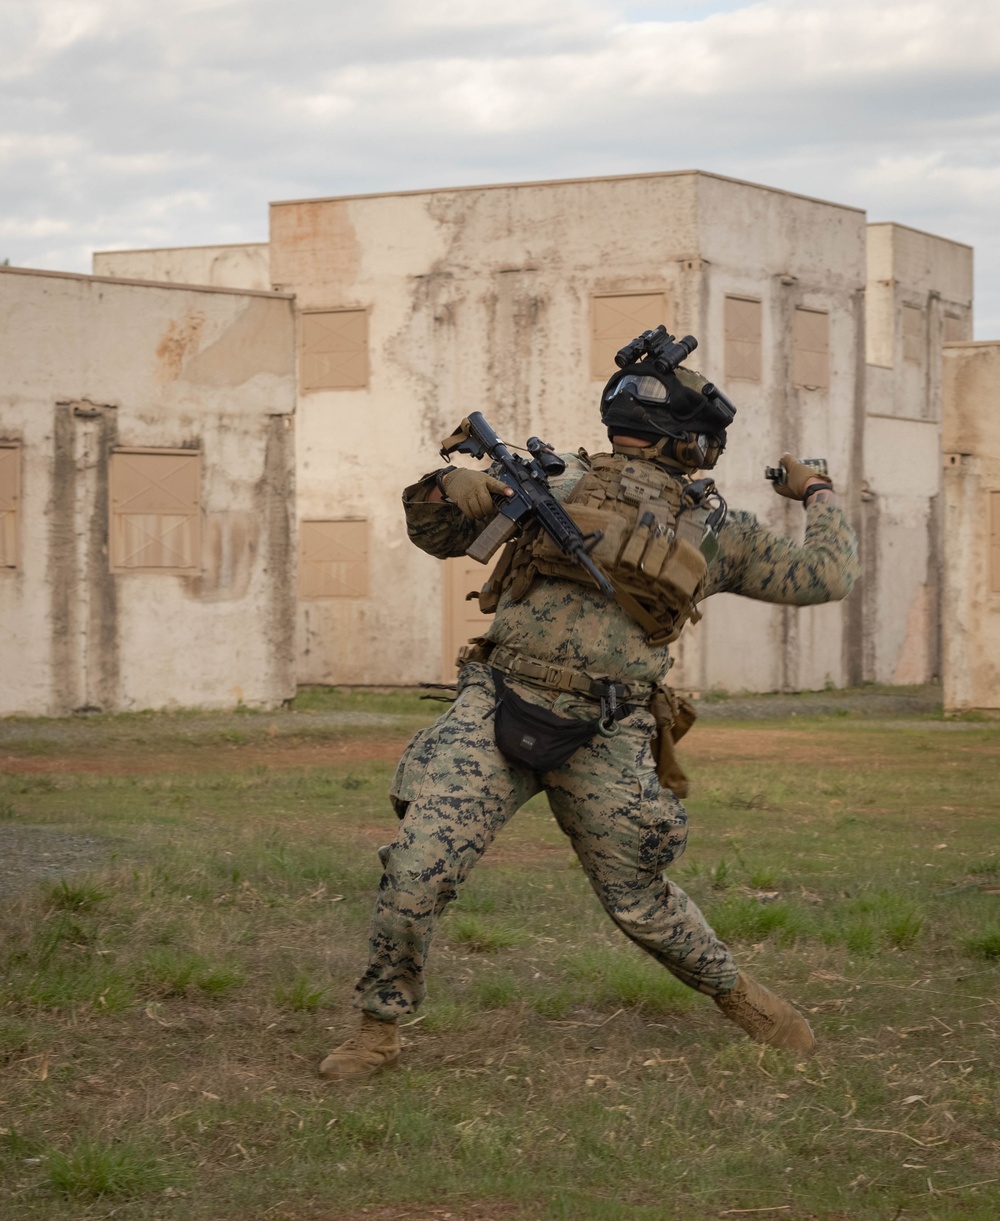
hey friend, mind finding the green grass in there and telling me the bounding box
[45,877,108,912]
[964,929,1000,960]
[46,1138,170,1200]
[0,695,998,1219]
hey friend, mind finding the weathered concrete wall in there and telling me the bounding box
[275,173,696,687]
[274,171,869,692]
[93,244,271,292]
[692,175,867,693]
[866,224,973,420]
[86,174,975,698]
[0,266,297,715]
[860,407,942,684]
[941,342,1000,712]
[861,224,974,685]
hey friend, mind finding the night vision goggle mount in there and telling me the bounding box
[614,326,699,375]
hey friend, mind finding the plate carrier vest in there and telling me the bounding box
[476,451,723,647]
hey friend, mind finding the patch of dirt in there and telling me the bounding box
[0,826,112,902]
[0,724,934,777]
[0,736,413,775]
[683,726,860,766]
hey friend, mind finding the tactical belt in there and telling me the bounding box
[467,642,653,707]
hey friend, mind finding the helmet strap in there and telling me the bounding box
[611,435,693,474]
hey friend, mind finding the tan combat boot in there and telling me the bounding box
[319,1013,401,1081]
[714,972,816,1053]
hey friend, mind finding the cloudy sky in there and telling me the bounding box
[3,0,998,335]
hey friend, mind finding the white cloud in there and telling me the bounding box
[1,0,999,333]
[0,216,74,239]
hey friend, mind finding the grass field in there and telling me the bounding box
[0,689,998,1220]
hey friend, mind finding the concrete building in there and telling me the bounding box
[84,170,982,701]
[862,223,974,687]
[0,265,297,716]
[942,341,1000,712]
[93,243,271,293]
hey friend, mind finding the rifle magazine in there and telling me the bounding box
[467,513,518,563]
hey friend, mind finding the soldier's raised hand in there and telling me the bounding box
[771,453,833,502]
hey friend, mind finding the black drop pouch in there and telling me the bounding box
[492,671,599,771]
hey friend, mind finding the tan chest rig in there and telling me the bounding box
[477,452,723,647]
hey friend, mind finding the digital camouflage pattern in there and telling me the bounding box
[354,450,859,1017]
[403,451,858,686]
[357,663,736,1018]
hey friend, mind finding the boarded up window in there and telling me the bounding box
[992,492,1000,595]
[792,307,829,389]
[943,313,966,343]
[590,293,667,379]
[724,296,762,381]
[301,309,369,391]
[903,303,924,364]
[299,519,368,598]
[0,444,20,569]
[110,449,201,573]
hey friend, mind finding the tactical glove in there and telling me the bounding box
[439,467,509,520]
[771,453,833,502]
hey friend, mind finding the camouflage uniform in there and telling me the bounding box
[354,452,859,1019]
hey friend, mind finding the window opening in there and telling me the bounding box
[792,307,829,389]
[300,309,369,391]
[110,449,201,573]
[0,443,20,569]
[724,296,762,382]
[299,519,369,598]
[590,293,667,380]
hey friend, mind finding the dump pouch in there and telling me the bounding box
[492,672,600,771]
[650,687,698,797]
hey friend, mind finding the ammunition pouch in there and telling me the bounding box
[478,454,716,645]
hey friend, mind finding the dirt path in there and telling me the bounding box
[1,721,988,778]
[0,734,414,775]
[0,725,889,776]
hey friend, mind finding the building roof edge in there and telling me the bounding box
[0,264,293,300]
[270,169,866,216]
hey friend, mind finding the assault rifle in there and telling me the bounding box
[440,412,615,597]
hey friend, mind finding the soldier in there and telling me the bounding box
[320,347,859,1082]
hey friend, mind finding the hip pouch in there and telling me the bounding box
[492,671,601,771]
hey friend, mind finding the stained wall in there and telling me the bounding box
[862,225,974,686]
[941,341,1000,711]
[272,171,871,692]
[0,266,297,715]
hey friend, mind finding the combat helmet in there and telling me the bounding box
[600,328,737,470]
